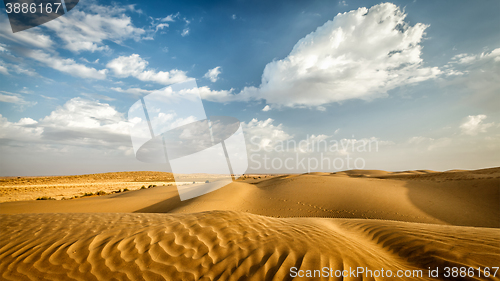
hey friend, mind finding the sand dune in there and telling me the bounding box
[0,168,499,280]
[1,211,499,281]
[2,168,498,228]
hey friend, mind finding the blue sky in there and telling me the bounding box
[0,0,499,176]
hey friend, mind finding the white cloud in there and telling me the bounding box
[181,28,190,37]
[450,49,500,65]
[26,50,107,79]
[144,15,176,39]
[43,3,145,52]
[203,66,222,82]
[262,105,271,112]
[0,64,7,75]
[106,54,146,77]
[161,13,179,22]
[40,95,58,100]
[155,23,169,32]
[197,86,236,102]
[201,3,441,108]
[0,57,39,77]
[0,98,135,162]
[460,115,494,136]
[250,3,440,107]
[0,98,130,148]
[232,14,237,20]
[0,92,26,104]
[0,114,43,141]
[111,86,152,96]
[40,98,128,136]
[451,53,477,65]
[106,54,188,84]
[243,118,293,151]
[112,84,239,103]
[126,4,143,14]
[0,91,37,109]
[0,14,54,49]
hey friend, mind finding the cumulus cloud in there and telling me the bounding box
[252,3,440,107]
[203,3,440,108]
[106,54,188,84]
[40,97,129,138]
[243,118,293,152]
[43,2,145,52]
[0,114,43,141]
[26,50,107,79]
[203,66,222,82]
[262,105,271,112]
[460,115,494,136]
[0,98,130,148]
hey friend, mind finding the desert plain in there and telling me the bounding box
[0,168,499,280]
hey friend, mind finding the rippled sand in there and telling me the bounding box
[1,168,499,280]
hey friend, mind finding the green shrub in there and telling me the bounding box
[141,185,146,189]
[95,190,106,195]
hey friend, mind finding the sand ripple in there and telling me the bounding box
[1,211,499,280]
